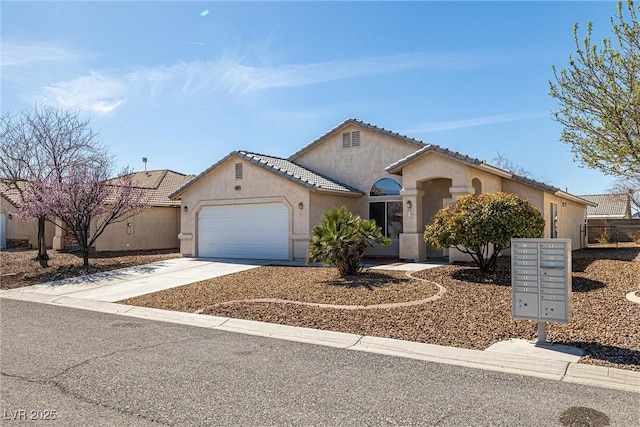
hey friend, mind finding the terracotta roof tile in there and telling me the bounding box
[238,151,363,195]
[106,170,194,207]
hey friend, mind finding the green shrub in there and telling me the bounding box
[424,192,545,273]
[307,206,390,276]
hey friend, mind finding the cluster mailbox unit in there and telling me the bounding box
[511,238,572,343]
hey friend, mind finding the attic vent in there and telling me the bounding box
[351,131,360,147]
[235,163,243,179]
[342,131,361,149]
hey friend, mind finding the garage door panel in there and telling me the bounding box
[198,204,289,260]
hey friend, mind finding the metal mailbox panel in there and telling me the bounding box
[540,293,565,302]
[540,268,565,277]
[541,300,566,321]
[540,287,565,295]
[513,242,536,249]
[541,248,564,255]
[540,254,564,263]
[513,267,538,276]
[540,242,566,250]
[513,276,538,288]
[511,238,571,323]
[540,260,565,268]
[514,259,538,267]
[514,292,539,319]
[514,254,538,261]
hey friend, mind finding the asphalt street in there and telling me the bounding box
[1,298,638,426]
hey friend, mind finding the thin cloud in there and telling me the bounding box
[216,51,515,93]
[405,112,548,133]
[43,72,127,116]
[2,40,85,67]
[32,50,525,115]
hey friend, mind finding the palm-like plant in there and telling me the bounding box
[307,206,390,276]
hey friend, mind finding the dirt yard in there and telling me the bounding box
[122,248,640,372]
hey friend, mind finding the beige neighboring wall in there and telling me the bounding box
[293,124,421,193]
[177,156,311,259]
[543,193,586,250]
[1,195,55,248]
[92,207,181,252]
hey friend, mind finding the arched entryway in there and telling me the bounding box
[420,178,453,257]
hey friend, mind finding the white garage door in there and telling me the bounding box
[198,203,289,260]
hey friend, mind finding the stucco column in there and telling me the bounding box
[52,218,65,251]
[399,188,426,262]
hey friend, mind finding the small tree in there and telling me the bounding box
[0,106,109,265]
[424,192,545,273]
[307,206,390,276]
[21,166,147,267]
[549,1,640,178]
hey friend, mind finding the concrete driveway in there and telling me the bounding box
[1,258,269,302]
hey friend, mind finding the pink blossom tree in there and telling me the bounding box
[1,106,109,265]
[21,166,148,267]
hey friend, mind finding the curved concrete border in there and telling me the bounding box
[196,271,446,312]
[625,290,640,305]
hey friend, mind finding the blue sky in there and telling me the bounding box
[1,1,621,196]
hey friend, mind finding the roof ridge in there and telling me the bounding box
[288,118,427,160]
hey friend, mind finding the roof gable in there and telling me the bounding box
[288,118,426,161]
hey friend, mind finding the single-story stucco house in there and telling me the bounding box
[53,169,194,252]
[0,180,55,250]
[170,119,595,262]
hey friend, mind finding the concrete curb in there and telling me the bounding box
[2,290,638,394]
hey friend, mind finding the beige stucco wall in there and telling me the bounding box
[543,193,586,250]
[294,125,421,194]
[177,155,311,259]
[92,207,181,252]
[1,195,55,248]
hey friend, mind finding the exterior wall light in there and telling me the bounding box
[298,202,304,210]
[183,206,188,213]
[406,200,412,209]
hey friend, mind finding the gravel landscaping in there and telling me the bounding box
[0,249,181,290]
[123,248,640,372]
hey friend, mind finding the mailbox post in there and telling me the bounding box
[511,238,572,344]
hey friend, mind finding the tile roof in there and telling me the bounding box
[237,151,363,195]
[107,170,194,207]
[288,118,426,160]
[170,151,363,199]
[579,194,631,218]
[384,144,598,206]
[0,180,26,207]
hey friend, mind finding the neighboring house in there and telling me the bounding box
[53,169,194,252]
[0,180,55,250]
[579,193,633,220]
[579,193,638,244]
[170,119,594,262]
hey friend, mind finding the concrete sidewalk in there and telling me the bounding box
[1,258,638,394]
